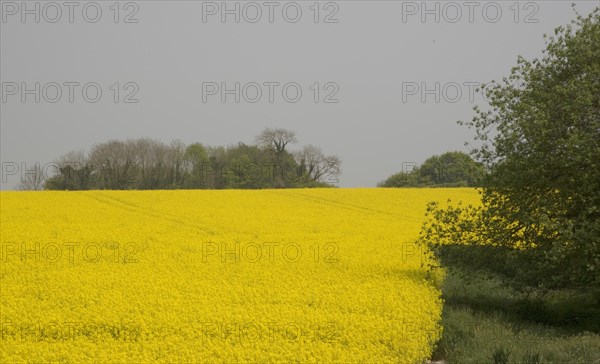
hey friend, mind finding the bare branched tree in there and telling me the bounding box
[255,128,297,155]
[294,145,341,183]
[18,163,45,191]
[89,140,136,189]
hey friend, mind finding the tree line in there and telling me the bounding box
[30,128,342,190]
[378,151,485,187]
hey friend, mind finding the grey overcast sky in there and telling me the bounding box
[1,0,599,188]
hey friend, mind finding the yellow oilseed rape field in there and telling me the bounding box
[0,188,479,363]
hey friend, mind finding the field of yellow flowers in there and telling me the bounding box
[0,188,479,363]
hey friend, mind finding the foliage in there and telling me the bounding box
[420,8,600,291]
[378,151,485,187]
[44,129,341,190]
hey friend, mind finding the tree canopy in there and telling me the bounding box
[420,8,600,291]
[44,128,341,190]
[378,151,485,187]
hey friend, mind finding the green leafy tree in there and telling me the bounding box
[421,8,600,291]
[419,151,485,187]
[183,143,209,188]
[378,171,419,187]
[379,151,484,187]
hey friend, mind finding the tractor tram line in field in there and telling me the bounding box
[0,188,480,363]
